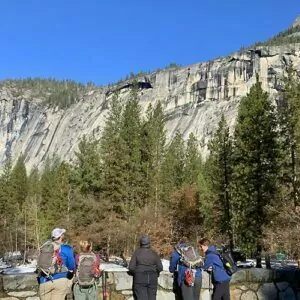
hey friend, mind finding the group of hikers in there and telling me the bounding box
[37,228,234,300]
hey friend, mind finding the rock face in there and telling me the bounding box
[292,16,300,28]
[1,43,300,169]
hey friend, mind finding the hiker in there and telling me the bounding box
[199,238,231,300]
[128,235,163,300]
[38,228,75,300]
[169,237,203,300]
[74,240,101,300]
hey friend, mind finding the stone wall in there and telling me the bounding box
[1,268,300,300]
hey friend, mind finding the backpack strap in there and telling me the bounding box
[54,243,69,273]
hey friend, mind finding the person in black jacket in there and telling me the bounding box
[129,235,163,300]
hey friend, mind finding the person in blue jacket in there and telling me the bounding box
[199,238,231,300]
[169,238,202,300]
[38,228,75,300]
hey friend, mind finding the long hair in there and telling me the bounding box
[79,240,92,253]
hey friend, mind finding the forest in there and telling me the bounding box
[1,67,300,264]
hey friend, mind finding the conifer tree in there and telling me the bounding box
[232,76,279,262]
[160,131,185,205]
[277,65,300,207]
[10,155,28,207]
[206,115,234,247]
[140,102,166,210]
[73,136,102,195]
[26,167,42,248]
[39,157,62,240]
[100,94,128,216]
[0,160,13,252]
[10,155,28,252]
[183,132,203,185]
[119,89,143,216]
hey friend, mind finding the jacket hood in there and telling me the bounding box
[140,235,151,247]
[207,245,216,253]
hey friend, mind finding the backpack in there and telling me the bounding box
[184,269,195,287]
[37,241,65,277]
[76,253,99,287]
[175,244,203,268]
[215,249,238,276]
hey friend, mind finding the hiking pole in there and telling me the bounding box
[104,271,108,300]
[102,272,105,300]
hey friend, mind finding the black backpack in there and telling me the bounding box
[214,249,238,275]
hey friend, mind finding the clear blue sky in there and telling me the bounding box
[0,0,298,85]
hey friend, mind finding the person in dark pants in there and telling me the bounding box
[169,238,202,300]
[129,235,163,300]
[199,238,231,300]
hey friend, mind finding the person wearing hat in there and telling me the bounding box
[128,235,163,300]
[38,228,75,300]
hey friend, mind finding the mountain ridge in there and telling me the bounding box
[1,24,300,169]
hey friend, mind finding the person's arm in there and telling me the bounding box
[155,253,163,274]
[169,251,179,273]
[96,254,101,269]
[65,246,75,272]
[203,253,214,271]
[93,254,102,277]
[128,251,137,274]
[75,253,79,267]
[63,245,75,279]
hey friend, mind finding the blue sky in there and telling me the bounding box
[0,0,298,85]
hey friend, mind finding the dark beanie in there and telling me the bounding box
[140,235,151,247]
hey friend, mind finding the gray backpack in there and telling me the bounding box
[175,244,203,268]
[76,253,98,286]
[37,241,62,277]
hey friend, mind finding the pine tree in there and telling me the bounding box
[119,89,143,217]
[183,132,203,185]
[140,102,166,211]
[26,167,42,248]
[100,94,128,216]
[73,136,102,195]
[39,157,62,240]
[0,160,14,252]
[160,131,185,205]
[10,155,28,252]
[10,155,28,207]
[277,65,300,207]
[232,75,279,262]
[206,115,234,247]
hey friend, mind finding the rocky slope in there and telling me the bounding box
[1,39,300,169]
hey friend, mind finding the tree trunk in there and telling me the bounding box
[265,252,271,269]
[23,210,27,264]
[256,243,262,268]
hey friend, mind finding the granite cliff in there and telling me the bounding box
[1,23,300,169]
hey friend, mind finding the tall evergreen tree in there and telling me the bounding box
[183,132,203,185]
[0,160,14,252]
[232,76,279,262]
[206,115,234,248]
[160,131,185,205]
[10,155,28,252]
[10,155,28,207]
[119,89,143,216]
[100,94,128,216]
[140,102,166,211]
[73,136,102,195]
[26,167,42,248]
[277,65,300,207]
[39,157,62,240]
